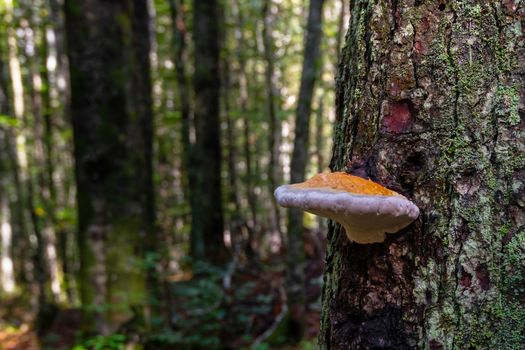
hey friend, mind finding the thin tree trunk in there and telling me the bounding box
[192,0,227,265]
[222,60,243,242]
[4,129,33,294]
[315,96,326,232]
[4,0,50,320]
[168,0,195,232]
[44,0,76,303]
[0,129,15,295]
[0,27,17,295]
[320,1,525,348]
[233,0,259,261]
[46,0,69,109]
[0,186,15,294]
[0,35,32,293]
[25,15,63,305]
[131,0,161,327]
[0,37,32,292]
[315,97,325,174]
[219,2,243,255]
[262,0,283,239]
[286,0,325,341]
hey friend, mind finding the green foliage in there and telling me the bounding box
[249,343,270,350]
[147,264,225,349]
[72,334,127,350]
[145,261,283,349]
[0,114,20,127]
[299,339,317,350]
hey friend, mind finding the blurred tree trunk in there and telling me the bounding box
[46,0,69,109]
[65,0,156,334]
[0,46,15,296]
[45,0,76,304]
[23,16,67,329]
[233,0,259,262]
[287,0,325,341]
[262,0,283,240]
[168,0,195,232]
[192,0,227,265]
[24,14,64,306]
[222,55,243,247]
[219,2,242,252]
[0,31,32,295]
[320,1,525,348]
[4,0,51,324]
[334,0,347,69]
[132,0,161,326]
[315,95,326,232]
[0,176,15,295]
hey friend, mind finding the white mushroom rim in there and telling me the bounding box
[275,185,420,244]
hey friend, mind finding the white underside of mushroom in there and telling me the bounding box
[274,185,420,244]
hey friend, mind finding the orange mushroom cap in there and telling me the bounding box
[274,172,420,244]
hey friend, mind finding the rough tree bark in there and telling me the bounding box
[320,1,525,349]
[65,0,156,334]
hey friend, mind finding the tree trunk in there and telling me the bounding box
[287,0,325,341]
[222,56,243,246]
[0,179,15,295]
[4,0,50,319]
[218,2,243,253]
[192,0,227,265]
[0,37,32,294]
[168,0,194,232]
[45,0,76,304]
[65,0,156,334]
[131,0,161,326]
[0,28,17,296]
[233,0,259,261]
[262,0,283,239]
[334,0,347,70]
[320,1,525,349]
[25,14,64,305]
[315,95,327,232]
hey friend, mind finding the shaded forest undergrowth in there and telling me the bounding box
[0,231,325,350]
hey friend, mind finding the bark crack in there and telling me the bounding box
[442,6,463,347]
[445,9,459,130]
[410,21,420,89]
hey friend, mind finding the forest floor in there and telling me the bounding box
[0,325,38,350]
[0,231,326,350]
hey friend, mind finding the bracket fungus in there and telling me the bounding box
[274,172,420,244]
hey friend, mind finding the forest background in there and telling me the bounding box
[0,0,346,349]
